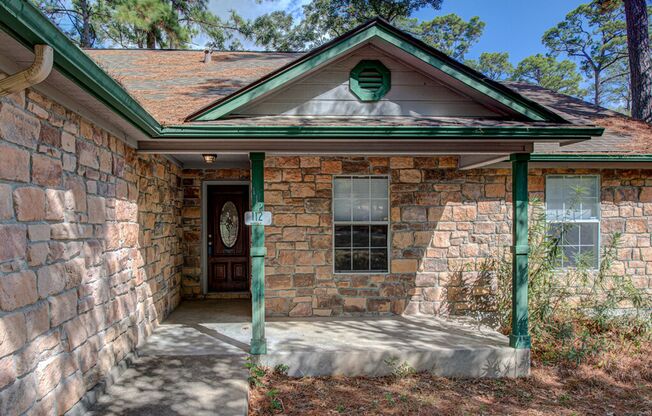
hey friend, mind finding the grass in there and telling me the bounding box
[248,339,652,415]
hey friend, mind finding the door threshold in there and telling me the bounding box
[204,291,251,299]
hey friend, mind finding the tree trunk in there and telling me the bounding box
[146,31,156,49]
[79,0,93,47]
[594,69,601,106]
[624,0,652,122]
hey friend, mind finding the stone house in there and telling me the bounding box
[1,1,652,414]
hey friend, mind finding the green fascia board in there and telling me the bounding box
[0,4,604,142]
[0,0,162,137]
[188,21,563,123]
[159,125,604,138]
[530,154,652,162]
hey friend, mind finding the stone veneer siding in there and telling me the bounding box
[260,156,652,317]
[0,87,182,415]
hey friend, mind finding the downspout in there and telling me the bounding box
[0,45,53,97]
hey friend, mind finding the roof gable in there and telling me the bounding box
[187,19,567,123]
[231,44,509,119]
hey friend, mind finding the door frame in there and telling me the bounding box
[201,180,251,295]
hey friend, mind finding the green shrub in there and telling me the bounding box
[473,199,651,364]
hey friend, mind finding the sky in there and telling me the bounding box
[207,0,587,63]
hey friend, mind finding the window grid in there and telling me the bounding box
[546,175,600,269]
[333,176,390,273]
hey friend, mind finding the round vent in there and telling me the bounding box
[349,60,391,102]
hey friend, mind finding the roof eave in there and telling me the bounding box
[0,0,163,136]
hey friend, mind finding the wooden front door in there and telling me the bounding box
[207,185,250,292]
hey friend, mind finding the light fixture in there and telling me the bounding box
[202,154,217,164]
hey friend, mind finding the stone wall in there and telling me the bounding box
[0,87,182,415]
[180,168,249,298]
[262,156,652,317]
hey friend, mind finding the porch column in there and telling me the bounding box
[509,153,531,349]
[250,152,267,354]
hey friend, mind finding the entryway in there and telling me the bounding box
[204,183,251,296]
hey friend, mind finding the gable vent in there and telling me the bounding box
[350,60,391,102]
[358,68,384,92]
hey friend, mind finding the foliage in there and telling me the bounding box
[465,52,514,80]
[542,0,628,106]
[33,0,111,47]
[512,54,586,97]
[398,14,485,60]
[245,356,267,387]
[471,198,652,365]
[383,357,416,378]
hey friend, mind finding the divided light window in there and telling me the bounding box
[333,176,389,273]
[545,175,600,269]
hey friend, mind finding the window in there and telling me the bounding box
[545,175,600,268]
[349,60,391,102]
[333,176,389,273]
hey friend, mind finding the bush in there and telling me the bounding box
[473,199,651,365]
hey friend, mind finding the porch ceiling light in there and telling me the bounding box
[202,154,217,164]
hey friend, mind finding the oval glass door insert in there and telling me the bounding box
[220,201,239,248]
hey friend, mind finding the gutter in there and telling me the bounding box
[529,154,652,162]
[0,0,162,137]
[0,44,52,96]
[0,1,607,143]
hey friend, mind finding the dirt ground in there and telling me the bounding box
[248,349,652,415]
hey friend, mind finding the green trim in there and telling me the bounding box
[510,154,531,350]
[0,3,606,145]
[188,22,564,122]
[0,0,162,137]
[530,154,652,162]
[160,125,603,138]
[349,60,391,101]
[250,152,266,355]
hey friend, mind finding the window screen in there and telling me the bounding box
[546,175,600,268]
[333,176,389,273]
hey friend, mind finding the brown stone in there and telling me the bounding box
[63,176,86,212]
[77,139,98,169]
[13,187,46,221]
[0,271,37,311]
[401,206,427,222]
[289,302,312,317]
[0,184,13,219]
[25,302,49,341]
[32,154,62,187]
[320,160,342,174]
[485,183,505,198]
[39,122,61,147]
[0,104,40,149]
[367,298,390,312]
[399,169,421,183]
[0,224,27,262]
[0,312,27,357]
[87,195,106,224]
[49,290,77,327]
[391,259,418,273]
[0,374,36,416]
[389,157,413,168]
[0,142,30,182]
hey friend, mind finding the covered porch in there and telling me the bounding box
[140,300,530,378]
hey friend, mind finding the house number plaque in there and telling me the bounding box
[245,211,272,226]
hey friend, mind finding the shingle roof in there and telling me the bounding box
[505,82,652,155]
[85,49,299,125]
[86,49,652,155]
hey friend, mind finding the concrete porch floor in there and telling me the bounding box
[141,299,530,378]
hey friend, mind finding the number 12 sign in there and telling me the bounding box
[244,211,272,226]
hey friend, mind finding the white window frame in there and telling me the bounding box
[332,175,390,274]
[545,175,601,269]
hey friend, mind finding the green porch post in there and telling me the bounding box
[509,153,531,349]
[250,152,267,354]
